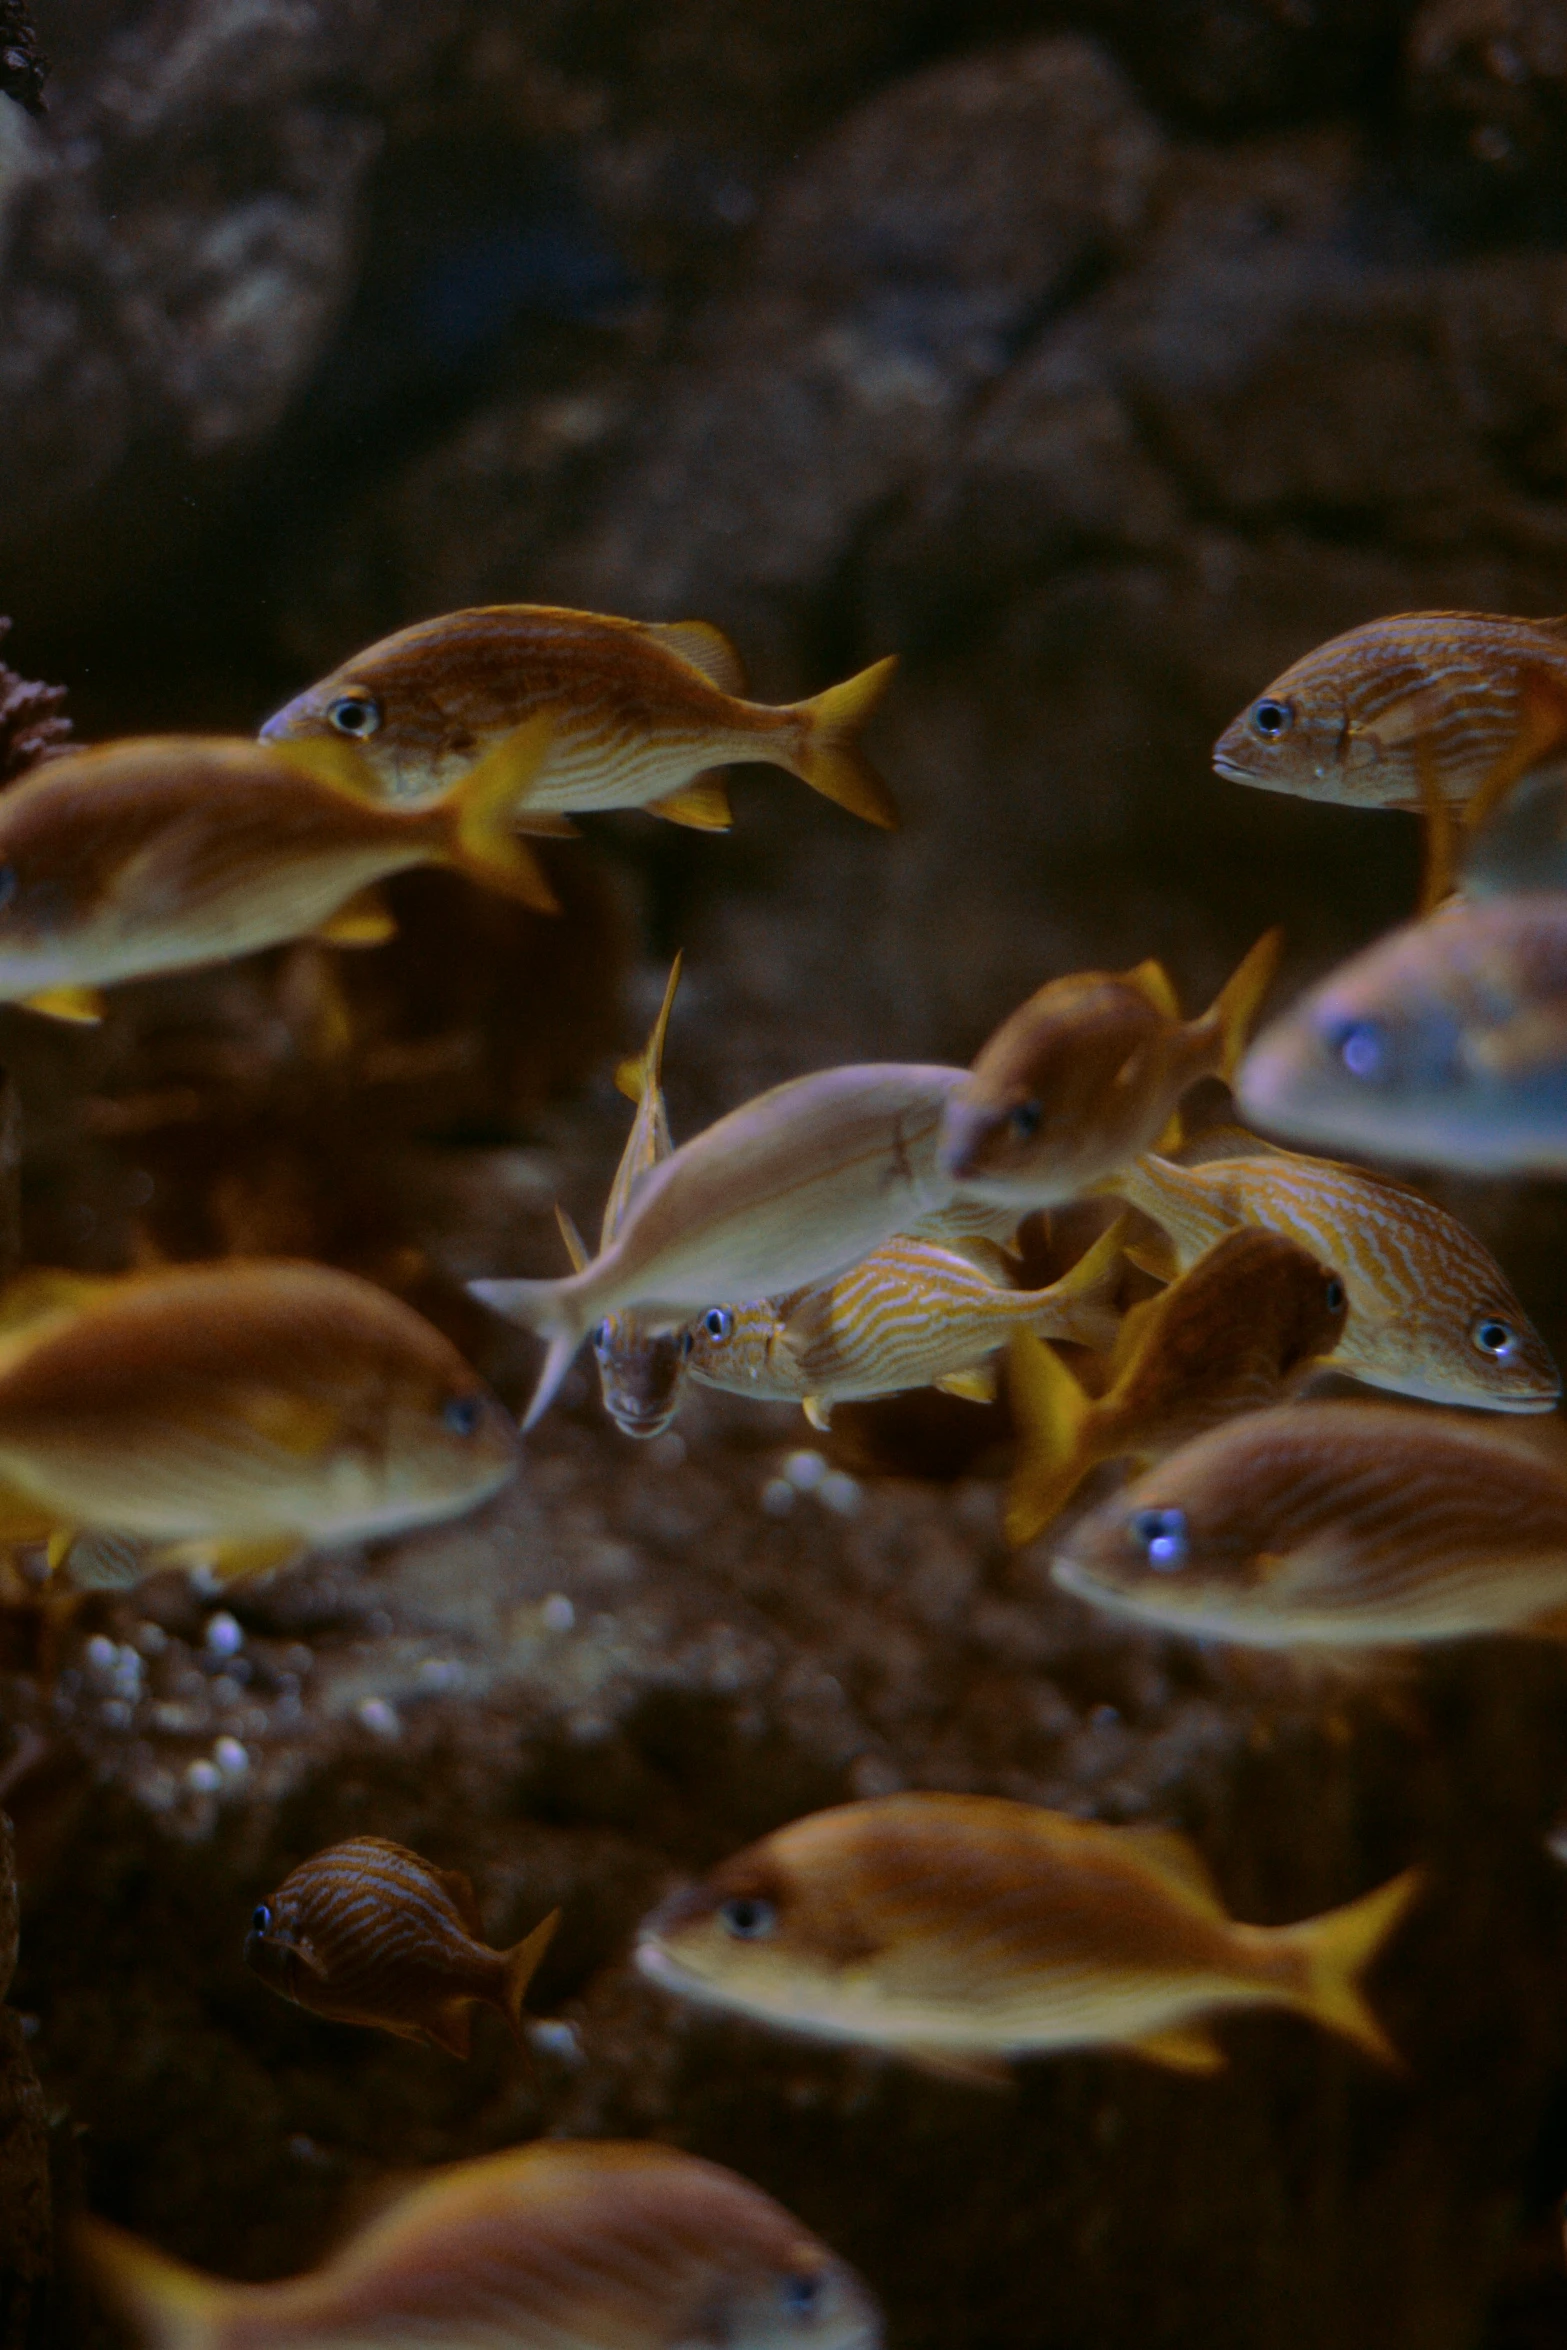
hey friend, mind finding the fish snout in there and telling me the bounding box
[937,1096,1007,1184]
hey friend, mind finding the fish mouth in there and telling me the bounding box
[938,1103,1003,1184]
[634,1935,698,1993]
[607,1401,682,1439]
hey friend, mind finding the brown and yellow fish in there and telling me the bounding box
[686,1221,1124,1429]
[80,2138,883,2350]
[1103,1133,1557,1411]
[243,1835,558,2056]
[260,602,899,832]
[938,932,1281,1206]
[471,1063,970,1428]
[0,1260,515,1580]
[0,723,556,1023]
[1005,1228,1346,1545]
[1052,1400,1567,1647]
[637,1792,1418,2080]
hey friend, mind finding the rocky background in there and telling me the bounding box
[6,2,1567,2345]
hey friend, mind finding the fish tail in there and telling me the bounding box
[445,715,560,913]
[1037,1215,1126,1353]
[615,951,683,1104]
[75,2216,224,2350]
[788,656,900,828]
[466,1279,587,1430]
[501,1906,561,2042]
[1287,1866,1423,2068]
[1003,1329,1094,1547]
[1211,927,1284,1085]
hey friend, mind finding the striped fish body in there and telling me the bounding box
[687,1232,1120,1416]
[1108,1145,1559,1411]
[1054,1401,1567,1647]
[1214,610,1567,813]
[637,1792,1415,2074]
[259,604,899,830]
[80,2140,882,2350]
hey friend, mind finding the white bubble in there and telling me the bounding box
[213,1736,249,1778]
[541,1594,575,1633]
[185,1759,222,1794]
[357,1698,400,1739]
[760,1478,795,1519]
[204,1612,243,1657]
[819,1471,862,1517]
[784,1449,827,1490]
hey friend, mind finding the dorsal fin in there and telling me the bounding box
[639,620,748,697]
[1124,958,1181,1019]
[615,954,683,1104]
[1116,1823,1225,1915]
[1173,1123,1291,1168]
[435,1865,486,1939]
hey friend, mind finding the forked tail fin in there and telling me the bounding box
[465,1279,585,1431]
[500,1907,561,2042]
[789,656,900,828]
[1036,1215,1126,1353]
[1211,927,1284,1084]
[1004,1329,1095,1547]
[76,2216,225,2350]
[1287,1866,1423,2068]
[446,716,560,913]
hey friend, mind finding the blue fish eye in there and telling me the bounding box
[1010,1099,1042,1141]
[328,692,381,738]
[1471,1315,1516,1360]
[1251,697,1293,739]
[443,1394,482,1437]
[251,1904,272,1934]
[1129,1506,1189,1571]
[781,2274,823,2320]
[1323,1017,1388,1083]
[703,1307,734,1342]
[719,1894,776,1939]
[0,866,17,912]
[1325,1277,1345,1313]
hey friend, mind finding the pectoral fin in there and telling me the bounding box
[1122,2022,1226,2073]
[936,1364,998,1404]
[511,810,579,836]
[421,1999,476,2060]
[23,985,104,1025]
[235,1391,343,1458]
[315,886,396,946]
[803,1395,834,1430]
[646,774,733,830]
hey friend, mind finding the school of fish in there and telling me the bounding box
[22,589,1567,2336]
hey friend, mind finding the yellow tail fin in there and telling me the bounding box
[1038,1215,1126,1353]
[501,1906,561,2041]
[615,952,683,1104]
[446,716,560,912]
[1211,927,1284,1084]
[1004,1328,1096,1547]
[790,655,900,828]
[1288,1866,1423,2068]
[76,2215,225,2350]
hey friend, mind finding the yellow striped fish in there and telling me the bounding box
[470,1064,969,1428]
[260,603,899,831]
[80,2141,883,2350]
[1052,1400,1567,1647]
[1103,1133,1557,1411]
[637,1792,1419,2080]
[685,1221,1124,1429]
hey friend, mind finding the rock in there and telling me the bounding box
[0,2,48,117]
[1405,0,1567,237]
[0,620,71,782]
[0,1811,50,2350]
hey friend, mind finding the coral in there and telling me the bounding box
[0,2,46,116]
[0,623,70,785]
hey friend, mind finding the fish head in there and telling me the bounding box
[1163,1229,1349,1389]
[684,1302,783,1390]
[260,618,506,801]
[1213,658,1352,798]
[377,1364,518,1523]
[706,2247,883,2350]
[243,1887,329,2004]
[591,1311,690,1438]
[636,1828,882,2029]
[941,976,1171,1203]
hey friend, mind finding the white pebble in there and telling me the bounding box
[99,1699,133,1731]
[136,1622,168,1656]
[417,1657,462,1691]
[213,1736,249,1778]
[357,1698,400,1739]
[84,1634,117,1680]
[187,1564,223,1598]
[111,1649,144,1702]
[204,1612,243,1657]
[819,1470,862,1517]
[209,1675,242,1709]
[527,2018,584,2065]
[784,1449,827,1491]
[185,1759,221,1794]
[541,1594,575,1633]
[760,1477,796,1519]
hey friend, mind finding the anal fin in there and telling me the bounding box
[936,1363,997,1404]
[1122,2021,1226,2074]
[802,1395,834,1431]
[315,885,396,947]
[510,810,579,837]
[23,985,104,1025]
[646,773,733,831]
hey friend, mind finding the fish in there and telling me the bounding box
[0,1261,515,1579]
[1005,1228,1347,1545]
[79,2137,883,2350]
[0,723,557,1022]
[243,1834,558,2055]
[1100,1133,1558,1411]
[937,932,1281,1206]
[685,1221,1125,1429]
[1238,896,1567,1176]
[636,1791,1418,2081]
[566,956,693,1440]
[1052,1399,1567,1648]
[259,602,900,832]
[470,1063,971,1429]
[1462,762,1567,899]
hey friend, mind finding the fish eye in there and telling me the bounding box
[1251,697,1294,739]
[442,1394,483,1437]
[1324,1016,1388,1083]
[718,1894,776,1939]
[328,691,381,738]
[1324,1277,1345,1313]
[1471,1315,1517,1360]
[1010,1099,1042,1141]
[781,2274,823,2321]
[703,1307,734,1342]
[251,1904,272,1934]
[1128,1506,1189,1571]
[0,866,18,913]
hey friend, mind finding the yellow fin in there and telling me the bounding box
[422,1999,475,2060]
[510,809,579,836]
[615,954,684,1103]
[0,1268,116,1336]
[791,655,900,828]
[1415,740,1459,917]
[265,734,382,798]
[1124,1235,1179,1282]
[314,885,396,946]
[1286,1867,1422,2069]
[900,2044,1012,2089]
[1461,667,1567,838]
[1153,1107,1185,1155]
[1210,927,1284,1085]
[45,1527,73,1576]
[446,715,560,912]
[1125,958,1181,1020]
[555,1203,590,1275]
[161,1534,305,1583]
[501,1906,561,2040]
[1003,1329,1094,1547]
[1116,1824,1226,1915]
[1040,1214,1127,1353]
[75,2215,225,2350]
[23,985,103,1025]
[803,1396,833,1430]
[1123,2022,1227,2074]
[645,775,733,830]
[640,618,749,696]
[936,1363,998,1404]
